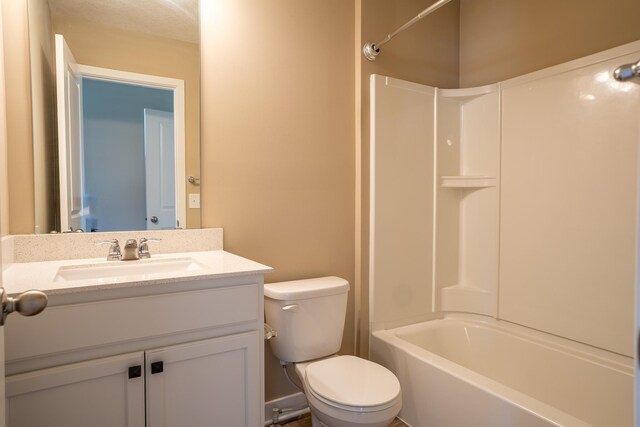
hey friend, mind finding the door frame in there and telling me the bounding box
[76,65,187,229]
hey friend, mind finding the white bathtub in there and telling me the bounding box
[370,316,633,427]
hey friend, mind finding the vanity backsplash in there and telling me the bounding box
[2,228,222,264]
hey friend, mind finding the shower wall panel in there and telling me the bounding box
[499,45,640,357]
[369,40,640,357]
[369,75,435,331]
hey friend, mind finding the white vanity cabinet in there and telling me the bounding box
[3,272,266,427]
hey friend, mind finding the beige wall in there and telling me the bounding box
[201,0,355,401]
[357,0,460,355]
[51,17,201,230]
[2,0,35,235]
[0,1,9,237]
[29,0,56,234]
[459,0,640,87]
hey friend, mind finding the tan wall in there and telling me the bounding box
[51,17,201,230]
[0,1,10,236]
[459,0,640,87]
[201,0,355,401]
[29,0,56,234]
[2,0,35,235]
[357,0,460,355]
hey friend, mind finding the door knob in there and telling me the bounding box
[0,288,48,325]
[150,216,159,224]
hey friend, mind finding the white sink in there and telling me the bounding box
[54,257,207,282]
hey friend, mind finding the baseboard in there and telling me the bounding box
[264,392,309,426]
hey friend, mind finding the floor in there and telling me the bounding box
[282,413,408,427]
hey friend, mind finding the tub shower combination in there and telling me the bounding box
[368,40,639,426]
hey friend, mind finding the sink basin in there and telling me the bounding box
[54,257,207,282]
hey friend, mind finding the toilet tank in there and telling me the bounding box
[264,276,349,363]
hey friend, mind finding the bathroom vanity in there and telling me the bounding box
[1,231,271,427]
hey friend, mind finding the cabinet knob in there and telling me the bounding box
[151,361,164,374]
[128,365,142,379]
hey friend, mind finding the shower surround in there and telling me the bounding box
[369,41,639,426]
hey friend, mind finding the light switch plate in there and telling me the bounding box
[189,193,200,209]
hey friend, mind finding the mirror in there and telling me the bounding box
[28,0,201,233]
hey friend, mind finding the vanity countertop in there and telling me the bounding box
[3,250,273,296]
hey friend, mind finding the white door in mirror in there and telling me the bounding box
[55,34,86,232]
[144,109,176,230]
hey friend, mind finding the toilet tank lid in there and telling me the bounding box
[264,276,349,300]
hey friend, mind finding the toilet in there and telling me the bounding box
[264,276,401,427]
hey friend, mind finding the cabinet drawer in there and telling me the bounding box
[5,283,260,362]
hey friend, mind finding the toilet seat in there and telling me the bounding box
[304,355,401,413]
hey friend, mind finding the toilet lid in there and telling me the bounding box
[305,356,401,408]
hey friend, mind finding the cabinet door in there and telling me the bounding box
[146,331,260,427]
[6,352,145,427]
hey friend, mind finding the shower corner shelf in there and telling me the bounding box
[438,83,499,100]
[440,175,497,188]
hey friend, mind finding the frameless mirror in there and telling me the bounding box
[28,0,201,233]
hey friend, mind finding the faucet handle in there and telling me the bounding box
[138,238,161,259]
[96,239,121,261]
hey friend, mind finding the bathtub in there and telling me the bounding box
[370,315,633,427]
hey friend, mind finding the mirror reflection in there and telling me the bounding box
[28,0,201,233]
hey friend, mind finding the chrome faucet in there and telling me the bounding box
[98,237,161,261]
[97,239,122,261]
[138,238,161,259]
[122,239,140,261]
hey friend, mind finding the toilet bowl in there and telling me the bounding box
[295,356,402,427]
[264,277,402,427]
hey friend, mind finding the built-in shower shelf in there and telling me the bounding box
[440,284,496,316]
[439,83,499,100]
[440,175,497,188]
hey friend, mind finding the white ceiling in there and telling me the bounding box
[47,0,199,44]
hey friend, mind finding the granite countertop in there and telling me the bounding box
[3,250,273,296]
